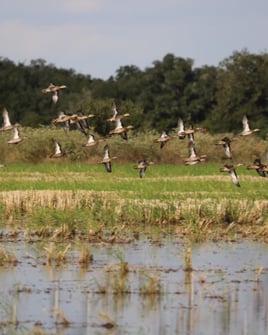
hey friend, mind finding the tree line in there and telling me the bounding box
[0,49,268,137]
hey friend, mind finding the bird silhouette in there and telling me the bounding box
[83,133,106,147]
[134,159,154,178]
[247,158,268,177]
[220,164,243,187]
[50,139,65,158]
[238,115,260,136]
[42,83,66,104]
[7,127,26,144]
[109,116,133,140]
[173,117,194,140]
[154,131,173,149]
[107,102,130,122]
[100,144,117,172]
[184,139,207,165]
[0,107,15,131]
[215,136,235,159]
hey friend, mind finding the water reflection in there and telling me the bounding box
[0,239,267,334]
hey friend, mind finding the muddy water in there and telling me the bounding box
[0,238,268,335]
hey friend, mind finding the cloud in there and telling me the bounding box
[1,0,268,78]
[62,0,103,12]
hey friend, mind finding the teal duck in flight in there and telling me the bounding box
[107,102,130,122]
[184,139,207,165]
[7,127,26,144]
[83,133,106,147]
[100,144,117,172]
[0,107,14,131]
[52,111,71,133]
[174,117,194,140]
[42,83,67,104]
[109,116,133,140]
[238,115,260,136]
[154,131,173,149]
[215,136,234,159]
[247,158,268,177]
[220,163,243,187]
[50,139,65,158]
[134,159,154,178]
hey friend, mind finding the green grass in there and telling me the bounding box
[0,161,266,200]
[0,134,268,240]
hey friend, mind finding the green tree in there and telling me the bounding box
[210,49,268,135]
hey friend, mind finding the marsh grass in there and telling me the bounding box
[0,246,18,266]
[78,245,93,266]
[183,245,193,272]
[138,272,162,295]
[0,126,267,165]
[43,242,71,266]
[1,141,268,242]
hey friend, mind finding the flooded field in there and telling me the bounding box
[0,236,268,335]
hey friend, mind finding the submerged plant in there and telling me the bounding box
[43,242,71,266]
[139,272,162,295]
[183,244,193,272]
[0,247,18,266]
[78,245,93,266]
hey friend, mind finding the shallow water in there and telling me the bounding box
[0,238,268,335]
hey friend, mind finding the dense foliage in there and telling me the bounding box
[0,49,268,136]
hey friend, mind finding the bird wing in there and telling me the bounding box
[111,102,118,118]
[54,141,62,155]
[224,143,232,159]
[242,115,250,132]
[177,118,184,132]
[2,108,12,127]
[105,161,112,173]
[115,117,123,129]
[188,140,197,158]
[103,145,110,160]
[230,169,240,186]
[87,134,95,144]
[13,127,20,139]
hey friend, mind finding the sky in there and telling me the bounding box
[0,0,267,79]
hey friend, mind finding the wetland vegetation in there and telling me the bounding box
[1,48,268,334]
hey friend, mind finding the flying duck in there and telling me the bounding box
[53,111,72,124]
[50,139,65,158]
[215,136,234,159]
[0,108,14,131]
[184,140,207,165]
[154,131,173,149]
[99,144,117,173]
[42,83,67,93]
[247,158,268,177]
[42,83,67,104]
[220,163,243,187]
[7,127,26,144]
[53,111,94,135]
[186,124,195,142]
[83,133,106,147]
[107,102,130,122]
[70,112,95,135]
[238,115,260,136]
[109,117,133,140]
[52,111,72,133]
[134,159,154,178]
[174,117,194,139]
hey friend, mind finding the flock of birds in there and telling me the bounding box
[0,83,266,184]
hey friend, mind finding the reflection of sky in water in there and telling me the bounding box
[0,239,267,335]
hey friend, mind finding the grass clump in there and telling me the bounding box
[43,242,71,266]
[139,272,162,295]
[0,247,18,266]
